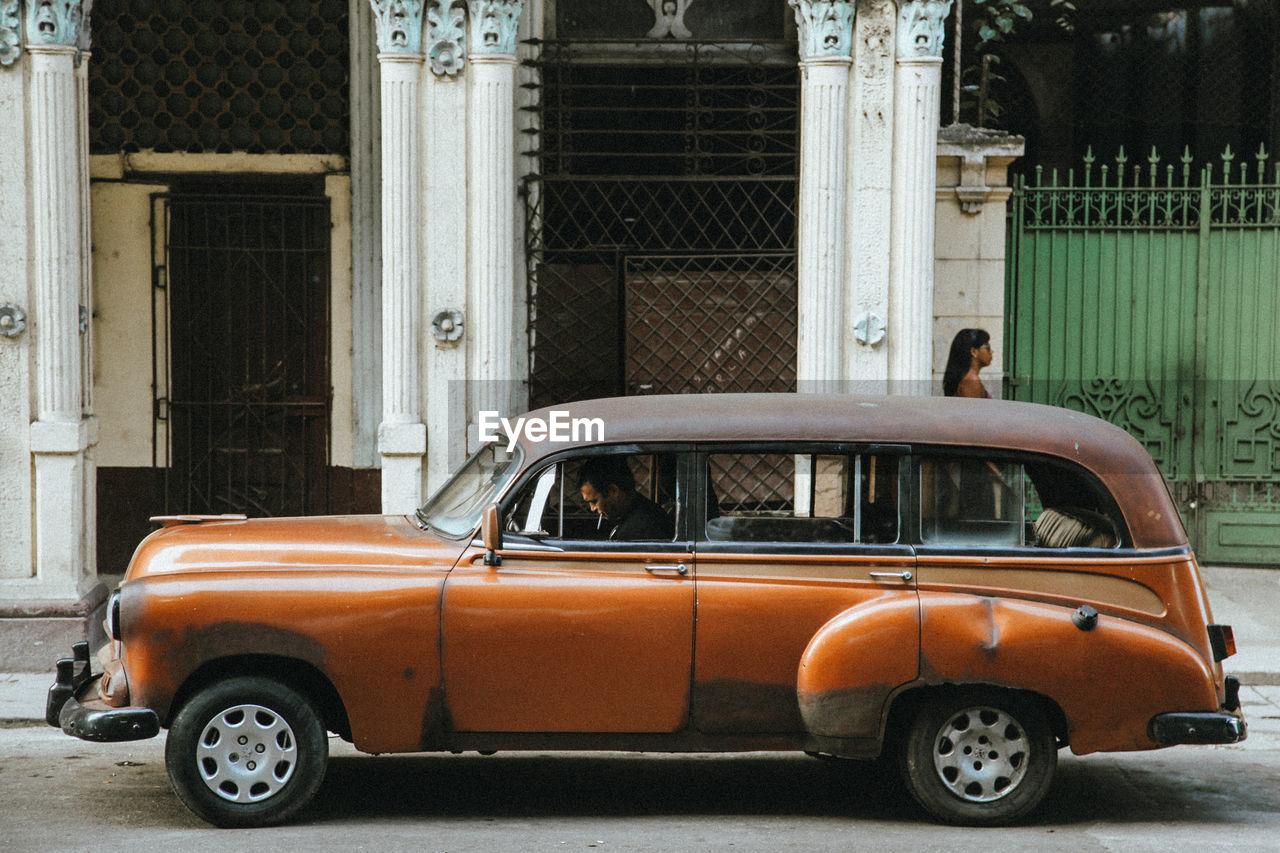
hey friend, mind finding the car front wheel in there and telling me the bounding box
[164,676,329,828]
[900,689,1057,826]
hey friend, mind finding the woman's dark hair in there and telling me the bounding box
[942,328,990,396]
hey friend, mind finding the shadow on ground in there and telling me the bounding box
[300,749,1279,827]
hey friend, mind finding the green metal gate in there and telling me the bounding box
[1006,148,1280,564]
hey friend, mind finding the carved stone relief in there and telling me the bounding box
[789,0,856,61]
[370,0,426,54]
[646,0,692,39]
[856,0,892,79]
[26,0,86,46]
[468,0,522,57]
[0,0,20,65]
[897,0,951,58]
[427,0,466,74]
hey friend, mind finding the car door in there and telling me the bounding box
[441,448,695,733]
[690,445,919,737]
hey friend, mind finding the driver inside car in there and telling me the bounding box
[578,455,674,541]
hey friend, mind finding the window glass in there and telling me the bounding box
[705,451,899,544]
[920,457,1023,546]
[504,453,677,542]
[418,443,523,538]
[920,455,1122,548]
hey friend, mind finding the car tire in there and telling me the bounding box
[164,676,329,828]
[900,689,1056,826]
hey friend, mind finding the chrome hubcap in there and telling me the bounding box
[196,703,297,803]
[932,705,1028,803]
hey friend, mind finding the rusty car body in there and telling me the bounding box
[47,394,1245,827]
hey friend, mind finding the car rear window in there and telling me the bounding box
[919,453,1124,548]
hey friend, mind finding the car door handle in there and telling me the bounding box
[869,570,913,582]
[645,563,688,576]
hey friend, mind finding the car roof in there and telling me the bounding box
[514,394,1186,548]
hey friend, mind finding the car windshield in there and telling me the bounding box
[416,443,525,539]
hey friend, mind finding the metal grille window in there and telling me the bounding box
[90,0,350,155]
[537,41,798,178]
[624,253,795,395]
[525,40,799,410]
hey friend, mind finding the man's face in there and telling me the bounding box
[581,482,625,520]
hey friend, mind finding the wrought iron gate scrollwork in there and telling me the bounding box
[1008,146,1280,563]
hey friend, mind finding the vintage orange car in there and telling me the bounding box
[47,394,1245,827]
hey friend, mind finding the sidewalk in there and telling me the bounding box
[1200,565,1280,687]
[3,565,1277,725]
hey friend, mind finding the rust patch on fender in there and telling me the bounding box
[796,683,894,739]
[175,621,329,672]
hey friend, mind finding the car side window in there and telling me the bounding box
[919,454,1123,548]
[920,457,1024,546]
[504,452,678,542]
[704,451,899,544]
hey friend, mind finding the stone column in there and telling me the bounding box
[466,0,522,429]
[845,0,896,390]
[789,0,855,394]
[26,1,96,598]
[371,1,428,513]
[888,0,951,395]
[423,0,469,491]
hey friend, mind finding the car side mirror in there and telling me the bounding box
[482,503,502,567]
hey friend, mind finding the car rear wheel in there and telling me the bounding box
[165,676,328,828]
[900,689,1056,826]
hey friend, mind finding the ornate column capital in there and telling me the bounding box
[427,0,466,75]
[468,0,522,59]
[788,0,856,62]
[25,0,88,48]
[0,0,20,66]
[897,0,952,59]
[369,0,426,55]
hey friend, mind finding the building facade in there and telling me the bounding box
[0,0,1018,666]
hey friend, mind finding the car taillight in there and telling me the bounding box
[1207,624,1236,661]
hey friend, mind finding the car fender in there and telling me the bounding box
[120,571,447,753]
[795,595,920,739]
[918,592,1219,754]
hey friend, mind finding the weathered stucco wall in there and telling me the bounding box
[933,125,1024,397]
[327,173,355,469]
[90,180,166,468]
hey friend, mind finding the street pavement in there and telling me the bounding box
[2,564,1277,724]
[1,565,1277,850]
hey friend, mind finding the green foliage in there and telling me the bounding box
[973,0,1073,47]
[954,0,1075,128]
